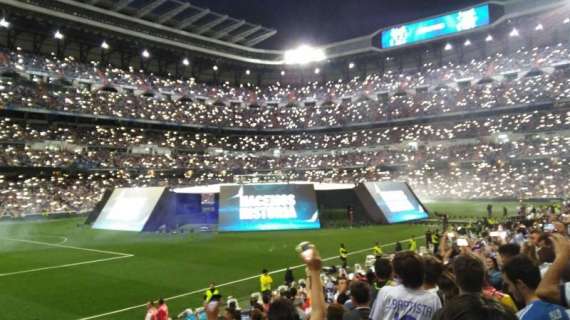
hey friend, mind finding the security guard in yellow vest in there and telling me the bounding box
[408,238,417,252]
[372,241,383,256]
[260,269,273,294]
[204,283,220,302]
[339,243,348,268]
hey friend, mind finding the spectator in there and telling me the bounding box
[486,256,503,290]
[423,255,444,294]
[156,299,169,320]
[503,254,570,320]
[145,301,158,320]
[370,252,441,320]
[433,254,516,320]
[343,281,371,320]
[498,244,521,267]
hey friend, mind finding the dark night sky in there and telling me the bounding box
[189,0,486,49]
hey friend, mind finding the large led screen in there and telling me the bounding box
[361,182,428,223]
[92,187,166,232]
[381,4,490,48]
[219,184,320,232]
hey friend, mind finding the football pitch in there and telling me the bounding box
[0,200,534,319]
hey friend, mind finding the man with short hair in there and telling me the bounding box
[499,243,521,267]
[370,252,441,320]
[344,281,371,320]
[503,254,570,320]
[433,254,517,320]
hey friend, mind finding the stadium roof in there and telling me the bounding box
[61,0,277,47]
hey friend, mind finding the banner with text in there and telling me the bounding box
[219,184,320,232]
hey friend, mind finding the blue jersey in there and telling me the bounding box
[517,300,570,320]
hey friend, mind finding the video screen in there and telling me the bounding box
[363,182,428,223]
[381,4,490,48]
[219,184,320,232]
[92,187,166,232]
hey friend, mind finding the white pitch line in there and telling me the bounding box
[77,235,424,320]
[0,237,132,257]
[0,255,133,277]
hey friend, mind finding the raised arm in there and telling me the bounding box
[536,234,570,305]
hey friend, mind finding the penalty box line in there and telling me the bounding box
[0,237,134,278]
[77,235,424,320]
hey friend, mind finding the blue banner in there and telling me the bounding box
[219,184,320,232]
[382,4,490,49]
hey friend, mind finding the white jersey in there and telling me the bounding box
[370,284,442,320]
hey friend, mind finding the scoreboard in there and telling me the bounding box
[380,4,492,49]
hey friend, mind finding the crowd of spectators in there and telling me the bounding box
[0,42,569,217]
[1,43,570,129]
[158,202,570,320]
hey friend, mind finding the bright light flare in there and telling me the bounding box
[284,45,326,65]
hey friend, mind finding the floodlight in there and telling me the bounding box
[101,41,110,50]
[212,65,218,71]
[485,34,494,42]
[348,62,355,69]
[535,23,544,31]
[509,28,519,37]
[444,43,453,51]
[245,69,251,75]
[464,39,472,47]
[314,68,320,74]
[280,70,286,76]
[0,17,10,28]
[284,45,326,65]
[142,49,150,58]
[182,58,190,66]
[54,30,64,40]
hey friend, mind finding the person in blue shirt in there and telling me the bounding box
[503,254,570,320]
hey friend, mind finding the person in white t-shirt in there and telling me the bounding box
[370,252,442,320]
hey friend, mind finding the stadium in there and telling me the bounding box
[1,0,570,319]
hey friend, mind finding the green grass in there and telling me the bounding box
[0,200,547,319]
[0,217,426,320]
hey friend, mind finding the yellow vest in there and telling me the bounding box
[204,288,219,302]
[339,247,348,258]
[260,274,273,292]
[373,245,383,256]
[409,239,417,252]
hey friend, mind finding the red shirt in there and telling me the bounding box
[156,305,169,320]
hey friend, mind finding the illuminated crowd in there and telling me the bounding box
[0,43,569,217]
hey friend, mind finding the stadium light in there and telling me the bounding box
[54,30,64,40]
[142,49,150,58]
[348,62,355,69]
[101,41,110,50]
[564,18,570,24]
[212,65,218,71]
[314,68,320,74]
[284,45,326,65]
[182,58,190,66]
[509,28,519,37]
[485,34,494,42]
[245,69,251,75]
[0,17,10,28]
[535,23,544,31]
[464,39,472,47]
[444,43,453,51]
[280,70,286,76]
